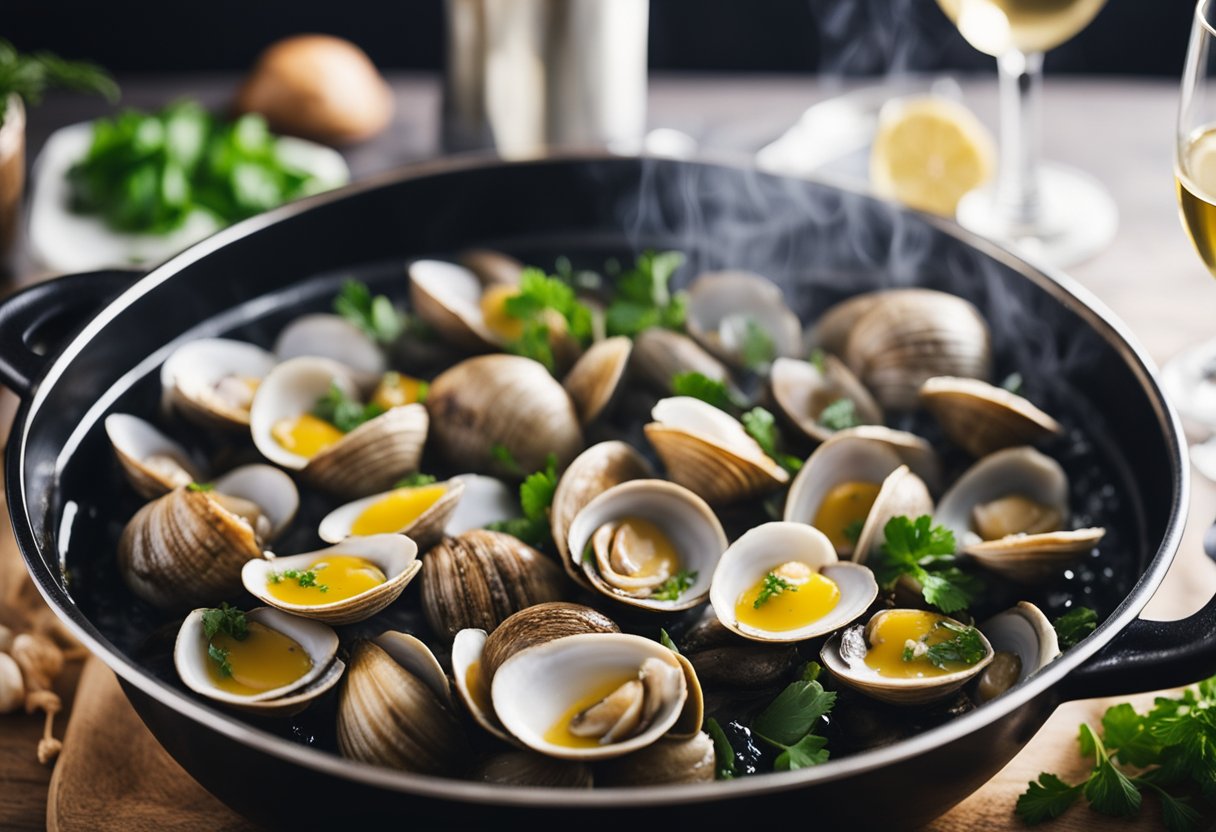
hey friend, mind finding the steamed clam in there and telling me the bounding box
[685,271,802,371]
[275,313,387,377]
[920,376,1062,458]
[975,602,1060,703]
[317,476,465,550]
[105,413,203,498]
[160,338,278,431]
[770,354,883,443]
[562,336,632,427]
[629,328,735,395]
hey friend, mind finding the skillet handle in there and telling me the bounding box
[1059,593,1216,700]
[0,270,142,399]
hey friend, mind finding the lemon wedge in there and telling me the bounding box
[869,96,996,217]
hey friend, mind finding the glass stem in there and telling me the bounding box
[996,49,1045,229]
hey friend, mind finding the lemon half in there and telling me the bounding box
[870,96,996,217]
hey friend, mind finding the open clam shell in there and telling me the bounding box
[491,633,688,761]
[373,630,452,704]
[820,609,995,706]
[685,271,802,370]
[566,479,727,612]
[105,413,203,498]
[250,356,429,497]
[317,478,465,551]
[770,355,883,444]
[920,376,1062,458]
[160,338,278,431]
[629,328,735,395]
[211,464,299,542]
[274,313,386,377]
[445,474,520,535]
[975,602,1060,703]
[451,628,515,743]
[408,259,502,352]
[174,607,342,716]
[563,336,632,427]
[645,396,788,505]
[242,535,420,625]
[710,522,877,643]
[460,249,524,286]
[551,441,654,586]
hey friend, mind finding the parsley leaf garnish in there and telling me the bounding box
[753,572,797,608]
[208,643,233,678]
[605,250,687,337]
[902,620,987,669]
[311,382,385,433]
[502,268,594,371]
[817,398,861,431]
[651,569,697,602]
[334,278,403,344]
[1054,606,1098,650]
[1080,724,1143,817]
[491,443,522,476]
[751,662,835,771]
[186,482,214,493]
[671,371,744,412]
[201,603,248,641]
[395,472,438,488]
[705,717,736,780]
[272,568,329,594]
[738,319,776,370]
[1016,773,1082,823]
[484,453,558,548]
[741,407,803,474]
[871,515,980,615]
[659,629,680,654]
[1001,371,1025,396]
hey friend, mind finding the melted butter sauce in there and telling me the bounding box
[371,372,427,410]
[864,610,968,679]
[543,675,638,749]
[351,484,447,535]
[734,562,840,632]
[205,621,312,696]
[266,555,387,605]
[271,413,344,458]
[612,517,680,579]
[813,481,882,550]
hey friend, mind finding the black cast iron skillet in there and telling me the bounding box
[2,155,1212,829]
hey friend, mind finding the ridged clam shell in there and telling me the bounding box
[551,441,654,586]
[118,486,266,610]
[317,478,465,551]
[566,479,727,612]
[105,413,203,499]
[710,522,878,642]
[563,336,632,426]
[975,602,1060,702]
[966,529,1106,584]
[160,338,277,431]
[645,396,788,505]
[920,376,1062,458]
[408,259,501,352]
[471,751,593,788]
[685,271,802,370]
[480,602,620,688]
[211,464,299,542]
[820,610,995,706]
[629,328,734,395]
[806,293,884,355]
[594,732,715,786]
[242,535,420,625]
[852,465,934,565]
[491,633,688,761]
[420,530,568,640]
[770,355,883,444]
[842,289,991,410]
[427,354,583,476]
[336,639,467,776]
[373,630,452,704]
[174,607,342,717]
[275,313,386,376]
[460,249,524,287]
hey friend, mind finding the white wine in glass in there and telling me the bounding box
[933,0,1117,267]
[1177,128,1216,274]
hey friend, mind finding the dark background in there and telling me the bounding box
[0,0,1199,77]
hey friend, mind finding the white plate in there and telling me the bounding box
[27,121,350,273]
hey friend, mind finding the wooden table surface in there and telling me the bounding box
[1,72,1212,830]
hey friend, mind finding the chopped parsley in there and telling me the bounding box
[311,382,384,433]
[604,250,688,337]
[186,482,214,493]
[753,572,797,608]
[808,348,827,373]
[738,319,776,370]
[503,268,594,371]
[901,620,987,669]
[485,453,558,549]
[742,406,804,474]
[269,568,330,594]
[817,397,861,431]
[671,371,744,412]
[1054,606,1098,650]
[395,472,438,488]
[490,443,522,476]
[334,278,403,344]
[752,662,836,771]
[651,569,697,601]
[208,643,233,678]
[871,515,982,615]
[200,604,248,678]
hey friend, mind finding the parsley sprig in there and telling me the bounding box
[311,382,384,433]
[753,572,797,609]
[671,371,746,412]
[201,604,248,678]
[604,250,688,337]
[741,407,804,475]
[751,662,836,771]
[268,568,330,593]
[485,453,559,548]
[871,515,982,615]
[651,569,697,602]
[503,268,594,371]
[1054,606,1098,650]
[817,398,861,431]
[1016,676,1216,830]
[901,620,987,669]
[334,279,403,344]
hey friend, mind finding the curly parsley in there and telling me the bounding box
[753,572,798,608]
[871,515,982,615]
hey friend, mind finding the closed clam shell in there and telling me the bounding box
[242,534,420,625]
[472,750,593,788]
[807,293,884,355]
[820,609,995,706]
[160,338,277,431]
[685,271,802,370]
[770,355,883,444]
[212,464,299,542]
[336,639,467,776]
[920,376,1062,458]
[629,328,734,395]
[566,479,728,612]
[420,530,568,640]
[427,354,583,476]
[250,356,429,498]
[118,486,267,610]
[842,289,992,410]
[174,607,343,717]
[709,522,878,642]
[550,441,654,586]
[317,478,465,551]
[975,602,1060,702]
[105,413,202,499]
[491,633,688,761]
[408,259,501,352]
[275,313,386,376]
[594,732,715,786]
[562,336,632,427]
[645,396,788,505]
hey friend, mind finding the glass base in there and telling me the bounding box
[955,162,1118,268]
[1162,338,1216,481]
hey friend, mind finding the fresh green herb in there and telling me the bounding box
[491,443,522,476]
[334,279,403,344]
[659,629,680,654]
[274,568,329,594]
[605,250,688,337]
[1016,674,1216,830]
[501,268,594,371]
[751,662,835,772]
[742,407,803,474]
[651,569,697,602]
[738,319,776,370]
[395,472,438,489]
[753,572,798,609]
[311,382,385,433]
[484,454,559,548]
[416,380,430,403]
[0,39,117,125]
[1054,607,1098,650]
[207,643,233,678]
[186,482,214,493]
[808,348,827,373]
[842,519,864,546]
[817,398,861,431]
[872,515,982,615]
[901,621,987,669]
[201,604,248,641]
[1001,372,1025,396]
[69,102,327,234]
[705,717,736,780]
[671,371,744,412]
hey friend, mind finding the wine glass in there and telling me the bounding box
[1167,0,1216,479]
[935,0,1117,267]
